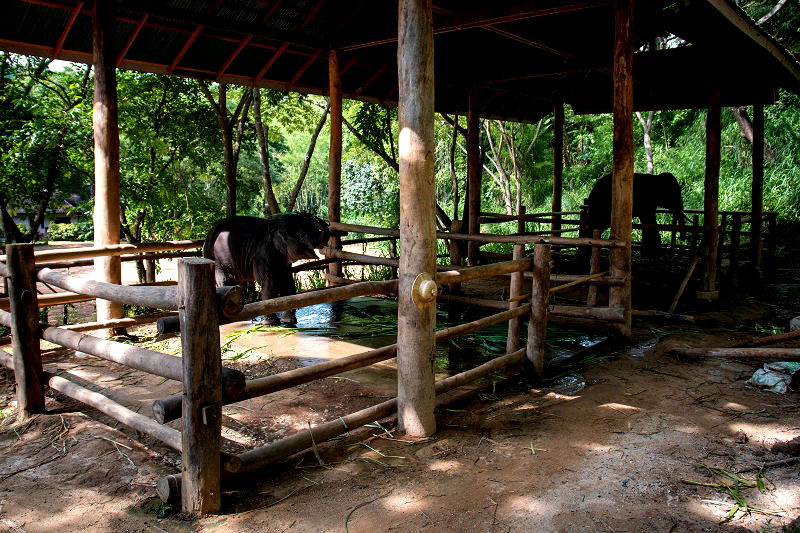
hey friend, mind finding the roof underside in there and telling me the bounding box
[1,0,799,122]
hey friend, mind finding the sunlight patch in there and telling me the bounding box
[505,495,546,514]
[427,460,462,473]
[598,402,643,412]
[381,490,432,513]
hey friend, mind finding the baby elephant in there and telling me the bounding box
[203,213,332,325]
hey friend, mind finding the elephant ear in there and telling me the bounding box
[271,230,289,257]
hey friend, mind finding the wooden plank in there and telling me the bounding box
[6,244,45,417]
[397,0,437,437]
[608,0,634,337]
[92,0,124,335]
[327,49,343,284]
[702,88,721,295]
[526,244,551,376]
[507,208,526,353]
[178,258,222,516]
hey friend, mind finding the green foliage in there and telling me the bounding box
[341,158,399,227]
[46,220,92,241]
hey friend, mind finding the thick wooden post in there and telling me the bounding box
[92,0,123,335]
[178,258,222,516]
[700,89,721,298]
[751,102,764,279]
[467,87,481,266]
[552,103,564,234]
[6,244,45,418]
[448,219,462,294]
[327,49,343,285]
[609,0,634,337]
[526,243,551,376]
[506,207,525,353]
[397,0,436,437]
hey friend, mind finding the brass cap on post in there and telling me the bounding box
[411,272,438,308]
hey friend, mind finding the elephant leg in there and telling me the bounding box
[279,269,298,325]
[256,269,281,326]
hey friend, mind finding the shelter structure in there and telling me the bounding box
[2,0,800,515]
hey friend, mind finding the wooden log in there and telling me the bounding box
[397,0,437,437]
[6,244,45,417]
[467,85,481,266]
[327,221,626,247]
[667,347,800,362]
[506,208,526,353]
[33,250,200,270]
[438,294,508,310]
[153,304,531,424]
[389,238,399,280]
[766,212,777,275]
[550,305,625,322]
[750,102,764,278]
[552,103,564,234]
[60,312,176,332]
[435,259,531,286]
[587,229,602,306]
[729,213,742,287]
[702,88,721,295]
[92,0,124,335]
[632,309,696,323]
[526,244,551,376]
[609,0,634,338]
[0,241,203,264]
[34,269,243,316]
[178,258,222,515]
[327,49,343,284]
[236,345,529,473]
[737,329,800,348]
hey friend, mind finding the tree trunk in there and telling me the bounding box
[253,89,280,216]
[287,102,330,211]
[635,111,655,174]
[449,115,459,222]
[0,198,24,243]
[729,106,775,161]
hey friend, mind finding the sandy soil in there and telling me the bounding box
[0,253,799,532]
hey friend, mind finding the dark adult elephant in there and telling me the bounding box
[581,172,686,251]
[203,213,332,325]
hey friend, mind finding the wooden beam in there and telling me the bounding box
[168,24,203,75]
[327,49,343,283]
[397,0,437,437]
[178,259,222,516]
[352,66,386,98]
[255,41,288,82]
[702,88,721,296]
[289,50,320,86]
[6,244,45,418]
[750,102,764,278]
[608,0,634,337]
[116,14,147,67]
[92,0,123,335]
[481,26,571,59]
[215,35,252,81]
[52,1,83,60]
[526,244,551,375]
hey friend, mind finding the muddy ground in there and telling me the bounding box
[0,254,799,532]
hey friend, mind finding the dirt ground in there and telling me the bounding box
[0,255,799,532]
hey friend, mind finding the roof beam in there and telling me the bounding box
[116,14,147,66]
[168,24,203,75]
[289,50,320,85]
[52,1,83,59]
[216,35,252,81]
[339,0,608,51]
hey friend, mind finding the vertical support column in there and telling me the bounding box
[6,244,45,418]
[92,0,123,334]
[389,238,399,280]
[448,219,463,294]
[526,243,551,377]
[506,207,525,353]
[178,258,222,516]
[586,229,602,306]
[327,49,343,285]
[552,102,564,234]
[467,87,481,266]
[396,0,436,437]
[608,0,634,337]
[700,89,721,298]
[750,102,764,280]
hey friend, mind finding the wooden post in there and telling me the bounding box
[766,212,777,275]
[717,212,728,275]
[6,244,45,418]
[92,0,124,335]
[751,102,764,280]
[609,0,634,337]
[178,258,222,516]
[700,88,721,299]
[586,229,602,307]
[327,49,343,285]
[526,244,551,376]
[467,86,481,267]
[448,220,462,295]
[506,207,525,353]
[690,214,700,251]
[397,0,436,437]
[729,213,741,288]
[552,102,564,234]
